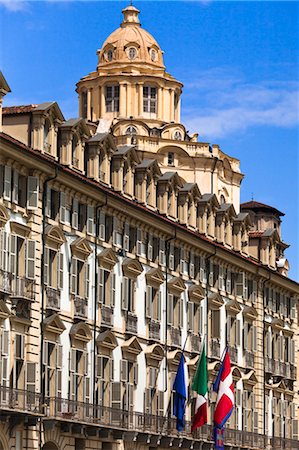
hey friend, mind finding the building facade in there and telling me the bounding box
[0,5,298,450]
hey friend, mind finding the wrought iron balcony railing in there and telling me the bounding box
[0,269,12,295]
[148,320,160,340]
[0,385,43,415]
[10,275,35,301]
[101,305,113,328]
[45,287,61,311]
[73,296,88,320]
[126,312,138,334]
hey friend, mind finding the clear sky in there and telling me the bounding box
[1,0,298,280]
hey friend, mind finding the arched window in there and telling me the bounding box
[173,130,182,141]
[220,194,226,205]
[107,49,113,61]
[127,47,137,60]
[125,126,137,135]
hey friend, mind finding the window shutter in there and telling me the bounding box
[243,274,248,300]
[58,252,63,290]
[109,358,114,381]
[133,363,138,385]
[236,273,243,297]
[252,281,257,303]
[70,349,76,373]
[84,377,90,404]
[227,315,232,344]
[12,170,19,204]
[149,367,157,388]
[60,192,66,223]
[226,269,231,294]
[121,277,129,311]
[42,341,48,366]
[44,247,50,286]
[0,230,9,271]
[169,243,175,270]
[85,263,90,299]
[290,339,295,365]
[56,344,63,369]
[189,252,195,278]
[145,286,152,319]
[290,298,297,320]
[159,239,165,266]
[188,302,194,332]
[87,205,95,235]
[144,388,151,414]
[236,389,242,407]
[236,319,241,346]
[253,411,259,433]
[3,166,12,201]
[219,266,224,291]
[27,176,39,209]
[72,199,79,229]
[158,390,164,416]
[98,268,104,303]
[111,273,116,307]
[70,259,77,295]
[157,291,162,321]
[212,310,220,339]
[199,256,205,283]
[147,234,153,261]
[123,223,130,252]
[120,359,128,382]
[167,293,174,325]
[26,239,36,279]
[111,382,122,410]
[9,234,17,275]
[208,260,214,286]
[199,304,203,335]
[136,229,142,256]
[180,248,184,274]
[252,325,257,352]
[96,355,103,379]
[26,362,36,393]
[179,297,184,328]
[99,211,105,240]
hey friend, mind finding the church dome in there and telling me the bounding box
[97,5,165,69]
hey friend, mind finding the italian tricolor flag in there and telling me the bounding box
[191,343,208,432]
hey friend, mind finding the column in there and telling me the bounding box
[100,85,106,117]
[87,89,91,121]
[157,86,163,120]
[169,89,175,122]
[119,83,127,117]
[138,83,144,117]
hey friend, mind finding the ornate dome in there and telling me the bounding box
[97,5,165,69]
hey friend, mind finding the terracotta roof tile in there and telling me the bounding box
[241,200,284,217]
[2,105,37,115]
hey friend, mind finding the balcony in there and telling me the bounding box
[148,320,160,340]
[73,296,88,320]
[190,333,201,353]
[101,305,113,328]
[0,386,43,415]
[244,350,255,369]
[10,276,35,301]
[168,326,181,347]
[45,287,61,311]
[0,270,12,295]
[126,312,138,334]
[209,339,220,359]
[229,345,238,364]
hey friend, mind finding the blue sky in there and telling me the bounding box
[1,1,298,279]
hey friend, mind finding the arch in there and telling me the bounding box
[69,322,92,342]
[96,330,118,350]
[43,443,59,450]
[145,343,164,367]
[0,427,9,450]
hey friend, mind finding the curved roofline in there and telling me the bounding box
[241,200,284,217]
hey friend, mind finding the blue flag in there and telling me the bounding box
[173,354,186,432]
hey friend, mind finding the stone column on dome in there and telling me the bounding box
[120,83,127,117]
[126,82,132,117]
[176,95,181,123]
[93,85,99,119]
[157,86,163,120]
[100,85,106,117]
[169,89,175,122]
[138,82,144,118]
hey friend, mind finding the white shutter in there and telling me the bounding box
[45,185,51,217]
[189,252,195,278]
[70,259,77,294]
[208,260,214,286]
[188,302,194,332]
[111,273,116,307]
[136,229,142,256]
[27,176,39,209]
[42,341,48,366]
[243,274,248,300]
[56,344,63,369]
[85,263,90,299]
[3,166,11,201]
[226,269,231,294]
[98,268,104,303]
[252,281,257,303]
[0,230,9,271]
[84,377,90,404]
[180,248,184,274]
[159,239,165,266]
[235,273,243,297]
[199,256,205,283]
[44,247,50,286]
[58,252,63,290]
[167,293,174,325]
[72,199,79,229]
[60,192,66,223]
[169,243,175,270]
[9,234,17,275]
[87,205,95,235]
[120,359,128,382]
[147,234,153,261]
[124,223,130,252]
[12,170,19,204]
[133,363,138,386]
[290,298,297,320]
[179,297,184,328]
[157,291,162,321]
[145,286,152,319]
[290,339,295,365]
[56,369,62,400]
[219,266,224,291]
[121,277,129,311]
[99,211,105,240]
[70,349,76,373]
[26,239,36,279]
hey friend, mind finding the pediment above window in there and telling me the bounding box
[272,380,287,392]
[70,237,92,260]
[271,318,284,330]
[45,225,66,249]
[226,299,241,315]
[122,258,143,279]
[168,277,186,296]
[187,354,200,373]
[242,369,258,387]
[167,349,183,372]
[10,221,31,238]
[122,336,142,360]
[98,248,118,270]
[208,292,224,309]
[0,299,10,321]
[0,204,9,226]
[231,366,242,382]
[96,330,118,351]
[208,360,221,375]
[144,343,164,367]
[70,321,92,342]
[145,268,165,287]
[243,305,258,321]
[188,284,205,303]
[42,313,66,335]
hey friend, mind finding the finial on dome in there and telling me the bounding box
[121,4,141,27]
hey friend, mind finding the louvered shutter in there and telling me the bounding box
[243,274,248,300]
[85,263,90,299]
[121,277,129,311]
[0,230,9,271]
[157,291,162,321]
[159,239,165,266]
[145,286,152,319]
[3,166,11,201]
[147,234,153,261]
[87,205,95,235]
[42,341,48,366]
[133,363,138,386]
[235,273,243,297]
[208,260,214,286]
[290,339,295,365]
[252,325,257,352]
[72,199,79,229]
[144,388,151,414]
[227,315,231,344]
[56,344,63,369]
[58,252,63,290]
[290,298,296,320]
[56,369,62,402]
[60,192,66,223]
[27,176,39,209]
[120,359,128,382]
[252,280,257,303]
[99,211,105,240]
[236,319,241,346]
[44,247,50,286]
[12,170,19,204]
[70,349,76,373]
[136,229,142,256]
[45,186,51,217]
[111,273,116,307]
[179,297,184,328]
[219,266,224,291]
[26,239,36,279]
[226,269,232,294]
[189,252,195,278]
[243,322,248,350]
[9,234,17,275]
[188,302,194,332]
[70,259,77,295]
[167,293,174,325]
[26,362,36,395]
[199,256,205,283]
[98,268,104,303]
[212,310,220,339]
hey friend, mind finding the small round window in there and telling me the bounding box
[150,49,157,61]
[107,49,113,61]
[128,47,137,60]
[174,130,182,141]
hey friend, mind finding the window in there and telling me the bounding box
[44,247,63,290]
[121,277,135,313]
[82,91,88,118]
[70,348,89,404]
[98,267,116,307]
[173,130,182,141]
[145,286,161,321]
[168,152,174,166]
[70,258,89,299]
[43,340,62,399]
[127,47,137,60]
[143,86,157,113]
[105,85,119,112]
[72,135,79,168]
[125,126,137,135]
[150,48,157,61]
[167,293,183,329]
[95,354,113,407]
[188,301,202,334]
[44,121,51,153]
[107,49,113,61]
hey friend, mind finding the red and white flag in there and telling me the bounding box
[213,347,234,428]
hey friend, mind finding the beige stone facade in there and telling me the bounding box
[0,5,298,450]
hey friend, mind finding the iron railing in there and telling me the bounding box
[73,296,88,319]
[126,312,138,334]
[101,305,113,327]
[10,275,35,301]
[148,320,160,340]
[0,386,43,415]
[45,287,61,311]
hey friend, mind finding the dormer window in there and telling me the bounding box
[127,47,137,60]
[174,130,182,141]
[105,85,119,113]
[143,86,157,113]
[107,49,113,61]
[150,48,157,61]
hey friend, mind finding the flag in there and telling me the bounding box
[173,353,186,432]
[213,347,234,428]
[213,426,225,450]
[191,343,208,431]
